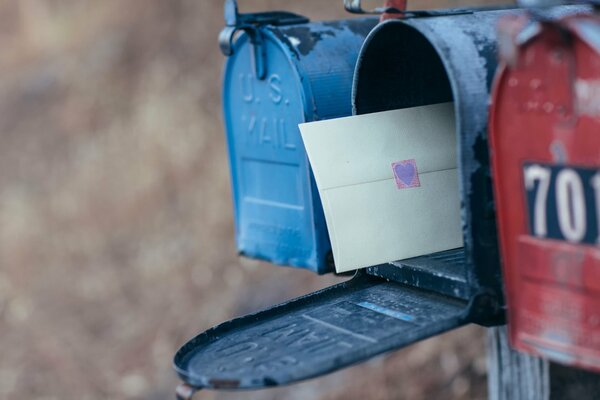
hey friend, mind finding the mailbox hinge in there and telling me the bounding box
[219,0,309,80]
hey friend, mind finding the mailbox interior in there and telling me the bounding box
[353,21,469,299]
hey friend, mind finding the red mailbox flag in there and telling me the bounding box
[490,12,600,372]
[381,0,407,21]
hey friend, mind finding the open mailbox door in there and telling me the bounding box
[174,271,470,391]
[173,5,588,396]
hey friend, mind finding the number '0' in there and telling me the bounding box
[525,165,600,244]
[555,169,586,243]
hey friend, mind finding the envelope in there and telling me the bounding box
[299,102,463,272]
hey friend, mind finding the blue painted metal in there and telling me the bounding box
[222,18,376,273]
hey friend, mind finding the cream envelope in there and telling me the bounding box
[299,102,463,272]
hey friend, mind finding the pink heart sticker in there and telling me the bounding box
[392,159,420,189]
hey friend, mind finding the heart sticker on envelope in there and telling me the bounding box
[392,159,421,189]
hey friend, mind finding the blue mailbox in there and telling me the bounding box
[220,1,376,273]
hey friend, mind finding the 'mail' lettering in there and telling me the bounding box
[242,115,296,150]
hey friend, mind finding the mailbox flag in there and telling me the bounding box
[300,102,463,272]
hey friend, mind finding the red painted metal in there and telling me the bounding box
[381,0,407,21]
[490,13,600,372]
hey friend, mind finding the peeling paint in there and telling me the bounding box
[575,78,600,116]
[287,36,301,47]
[278,26,337,56]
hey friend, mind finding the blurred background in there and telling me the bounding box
[0,1,509,399]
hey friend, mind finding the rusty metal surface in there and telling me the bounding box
[490,10,600,373]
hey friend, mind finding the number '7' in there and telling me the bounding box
[524,165,551,237]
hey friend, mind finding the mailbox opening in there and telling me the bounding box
[353,21,468,299]
[354,22,453,114]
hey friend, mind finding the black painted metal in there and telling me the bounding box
[174,272,469,390]
[353,7,577,326]
[368,249,470,300]
[354,9,508,323]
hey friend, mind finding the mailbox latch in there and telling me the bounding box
[219,0,309,79]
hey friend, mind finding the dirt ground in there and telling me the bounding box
[0,1,505,399]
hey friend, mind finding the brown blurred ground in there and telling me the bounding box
[0,1,505,399]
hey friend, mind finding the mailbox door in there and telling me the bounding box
[174,272,471,390]
[490,15,600,371]
[222,19,377,273]
[223,31,323,270]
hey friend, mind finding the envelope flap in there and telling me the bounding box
[174,273,469,390]
[300,102,456,190]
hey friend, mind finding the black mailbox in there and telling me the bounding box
[352,10,507,314]
[172,5,586,396]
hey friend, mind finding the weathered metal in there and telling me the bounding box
[222,5,376,273]
[173,4,591,397]
[353,7,520,323]
[490,9,600,372]
[174,271,471,390]
[353,5,588,324]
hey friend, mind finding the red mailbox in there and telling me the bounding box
[490,11,600,371]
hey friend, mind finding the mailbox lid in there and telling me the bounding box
[222,19,376,272]
[174,272,469,390]
[490,13,600,371]
[223,30,319,270]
